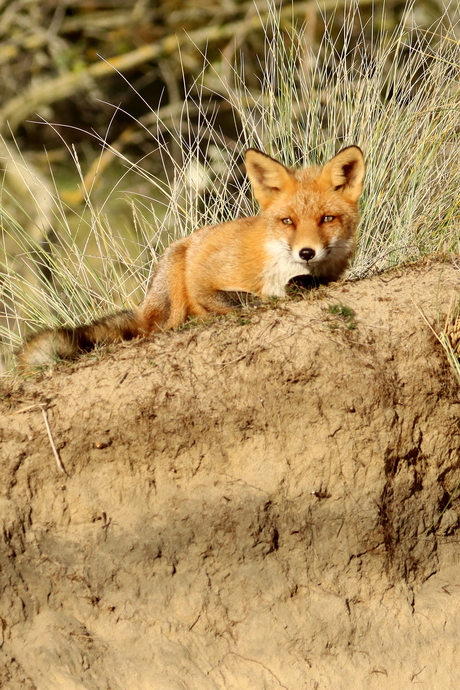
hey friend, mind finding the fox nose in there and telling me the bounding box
[299,247,316,262]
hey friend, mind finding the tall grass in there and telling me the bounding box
[1,0,459,371]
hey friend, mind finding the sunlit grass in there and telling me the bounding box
[1,0,459,371]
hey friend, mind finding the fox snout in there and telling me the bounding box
[292,230,331,265]
[295,245,325,264]
[298,247,316,262]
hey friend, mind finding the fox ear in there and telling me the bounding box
[319,146,365,202]
[245,149,294,208]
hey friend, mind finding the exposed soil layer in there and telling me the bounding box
[1,260,459,689]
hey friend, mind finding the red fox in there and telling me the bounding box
[17,146,365,368]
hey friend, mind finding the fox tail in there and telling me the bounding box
[16,237,190,370]
[16,309,143,370]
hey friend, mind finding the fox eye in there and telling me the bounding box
[281,218,293,225]
[322,215,335,223]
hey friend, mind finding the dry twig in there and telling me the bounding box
[41,405,67,475]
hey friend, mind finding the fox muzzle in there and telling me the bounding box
[299,247,316,262]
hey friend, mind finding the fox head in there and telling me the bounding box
[245,146,365,280]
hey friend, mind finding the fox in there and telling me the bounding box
[17,145,365,369]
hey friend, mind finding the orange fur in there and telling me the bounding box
[17,146,365,368]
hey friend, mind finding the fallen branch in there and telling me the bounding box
[0,0,376,135]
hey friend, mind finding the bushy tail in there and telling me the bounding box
[17,237,191,371]
[17,309,142,370]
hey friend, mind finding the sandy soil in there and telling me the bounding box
[0,259,459,690]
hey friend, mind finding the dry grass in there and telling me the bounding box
[439,297,460,386]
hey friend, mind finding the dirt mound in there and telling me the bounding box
[1,260,459,689]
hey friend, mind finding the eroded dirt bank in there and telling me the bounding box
[1,261,460,689]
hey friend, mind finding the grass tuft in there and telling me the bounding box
[439,297,460,386]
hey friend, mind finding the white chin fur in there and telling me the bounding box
[262,237,353,295]
[261,239,311,297]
